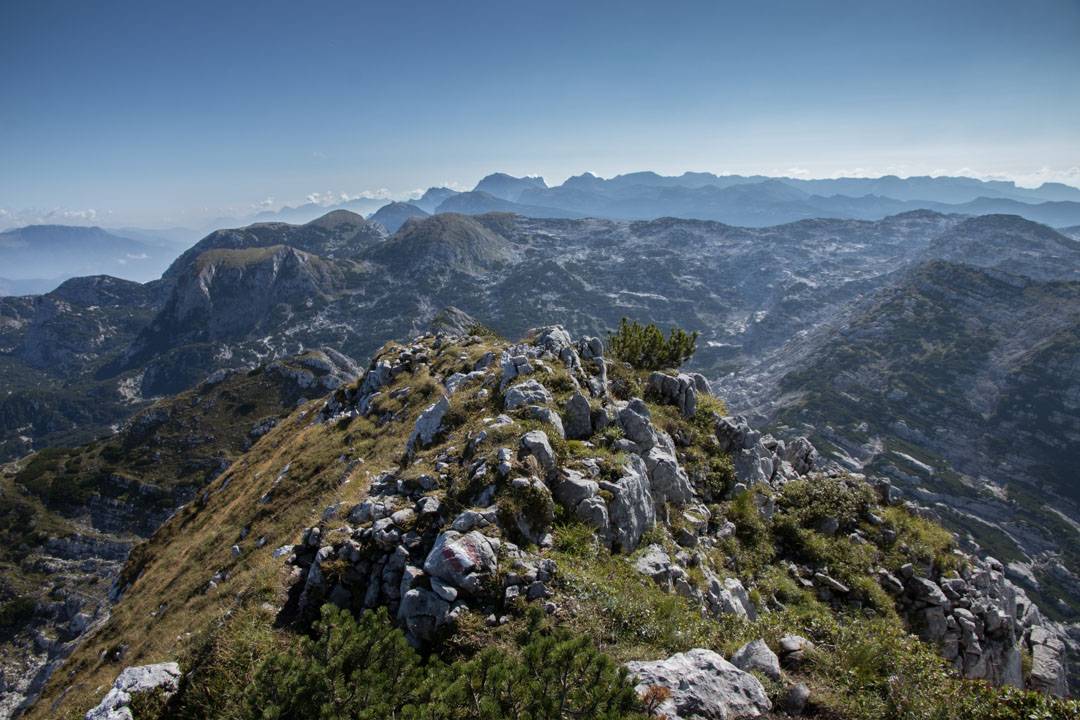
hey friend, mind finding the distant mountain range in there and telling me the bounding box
[459,172,1080,227]
[244,171,1080,229]
[0,225,191,295]
[63,171,1070,240]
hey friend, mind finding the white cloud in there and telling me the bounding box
[0,206,99,230]
[990,166,1080,189]
[342,189,395,201]
[305,189,397,206]
[50,208,97,221]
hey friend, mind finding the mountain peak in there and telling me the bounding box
[426,305,479,336]
[365,212,519,275]
[473,172,548,201]
[304,209,370,229]
[369,201,429,234]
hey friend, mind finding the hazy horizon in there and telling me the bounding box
[5,166,1080,232]
[3,0,1079,229]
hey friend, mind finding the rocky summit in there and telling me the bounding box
[10,322,1075,719]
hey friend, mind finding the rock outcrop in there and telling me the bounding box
[272,324,1068,697]
[889,554,1069,695]
[290,325,828,658]
[84,662,181,720]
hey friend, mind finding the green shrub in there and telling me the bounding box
[775,475,876,532]
[716,490,775,577]
[424,612,645,720]
[235,604,645,720]
[607,318,698,371]
[0,596,35,629]
[243,605,425,720]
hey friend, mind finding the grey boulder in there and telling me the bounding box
[563,391,593,439]
[730,639,781,681]
[504,379,553,410]
[406,395,450,454]
[423,530,498,595]
[520,429,557,473]
[624,648,771,720]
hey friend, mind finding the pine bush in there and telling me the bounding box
[607,318,698,371]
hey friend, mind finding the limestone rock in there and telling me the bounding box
[625,648,772,720]
[618,400,663,451]
[714,415,760,453]
[563,391,593,439]
[606,454,655,552]
[423,531,498,595]
[644,447,694,506]
[731,639,781,681]
[398,587,449,643]
[532,325,580,369]
[1028,626,1069,697]
[406,395,450,454]
[85,662,181,720]
[784,683,811,714]
[553,468,599,508]
[778,635,815,669]
[634,544,673,585]
[782,437,817,475]
[646,372,698,418]
[523,405,565,438]
[732,445,775,487]
[520,430,557,473]
[504,379,553,410]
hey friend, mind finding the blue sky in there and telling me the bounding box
[2,0,1078,228]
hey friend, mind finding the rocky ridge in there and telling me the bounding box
[21,322,1076,719]
[281,325,1070,702]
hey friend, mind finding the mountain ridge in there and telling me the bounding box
[16,324,1075,719]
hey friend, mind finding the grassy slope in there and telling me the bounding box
[0,357,343,642]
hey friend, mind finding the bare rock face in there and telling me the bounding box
[624,648,772,720]
[1028,626,1069,697]
[426,306,478,337]
[889,554,1070,694]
